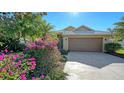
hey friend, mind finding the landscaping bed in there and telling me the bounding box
[105,43,124,59]
[105,52,124,59]
[0,35,67,80]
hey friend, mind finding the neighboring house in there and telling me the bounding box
[59,25,111,52]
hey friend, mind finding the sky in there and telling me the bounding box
[43,12,124,31]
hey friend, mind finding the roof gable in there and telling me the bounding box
[63,26,76,31]
[75,25,94,31]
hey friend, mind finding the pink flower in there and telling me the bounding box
[27,62,31,65]
[36,38,44,44]
[41,74,45,79]
[27,61,36,70]
[4,49,8,53]
[18,60,22,65]
[1,53,5,57]
[9,71,14,76]
[15,60,22,67]
[16,54,19,57]
[28,61,36,65]
[30,61,36,70]
[20,74,27,80]
[30,65,35,70]
[32,77,36,80]
[0,56,4,61]
[28,58,36,61]
[1,68,6,73]
[36,45,42,49]
[5,65,9,69]
[41,45,45,49]
[31,43,36,48]
[45,34,51,38]
[23,70,27,74]
[11,62,15,65]
[31,61,36,64]
[15,64,18,67]
[13,54,19,60]
[13,56,17,60]
[0,53,5,60]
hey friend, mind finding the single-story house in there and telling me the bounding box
[59,25,111,52]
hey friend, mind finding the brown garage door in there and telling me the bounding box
[68,38,103,52]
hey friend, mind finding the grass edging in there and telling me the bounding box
[105,52,124,59]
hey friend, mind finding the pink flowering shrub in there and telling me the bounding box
[26,34,58,50]
[25,34,62,79]
[0,34,66,80]
[0,49,36,80]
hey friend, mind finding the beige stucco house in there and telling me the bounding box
[60,25,111,52]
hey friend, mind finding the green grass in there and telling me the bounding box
[116,49,124,54]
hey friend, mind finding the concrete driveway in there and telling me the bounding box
[64,52,124,80]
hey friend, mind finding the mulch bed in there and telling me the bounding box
[105,52,124,59]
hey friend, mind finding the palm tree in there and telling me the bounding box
[113,16,124,41]
[107,28,114,38]
[40,20,54,37]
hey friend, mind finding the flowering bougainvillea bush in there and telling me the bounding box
[0,34,66,80]
[0,49,37,80]
[25,34,66,79]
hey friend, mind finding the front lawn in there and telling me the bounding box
[106,49,124,59]
[116,49,124,54]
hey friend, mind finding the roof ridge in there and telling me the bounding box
[75,25,95,31]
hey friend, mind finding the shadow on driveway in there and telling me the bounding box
[67,52,124,68]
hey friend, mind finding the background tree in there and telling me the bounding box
[107,28,114,38]
[114,16,124,41]
[40,20,54,38]
[0,12,56,51]
[0,12,49,42]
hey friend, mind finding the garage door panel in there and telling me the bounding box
[68,38,103,52]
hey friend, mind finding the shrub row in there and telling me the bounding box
[104,43,122,53]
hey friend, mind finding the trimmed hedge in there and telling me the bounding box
[105,43,122,53]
